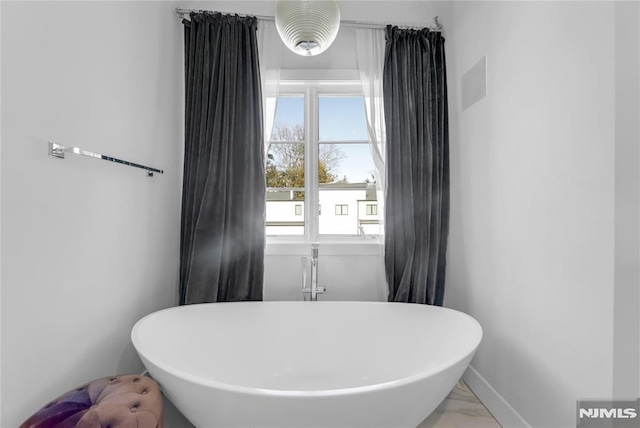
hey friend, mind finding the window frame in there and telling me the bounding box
[267,81,379,242]
[335,204,349,216]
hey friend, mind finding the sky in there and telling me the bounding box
[271,96,376,184]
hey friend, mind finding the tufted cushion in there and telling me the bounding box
[20,375,163,428]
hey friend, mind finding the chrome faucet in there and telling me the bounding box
[301,242,325,301]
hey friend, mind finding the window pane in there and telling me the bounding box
[271,97,304,141]
[319,183,377,235]
[266,190,305,235]
[335,204,348,215]
[318,95,378,236]
[319,143,375,184]
[267,143,305,188]
[358,201,380,235]
[318,142,378,235]
[319,97,368,141]
[266,142,305,236]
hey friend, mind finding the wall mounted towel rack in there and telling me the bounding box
[49,141,163,177]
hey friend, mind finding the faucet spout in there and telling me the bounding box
[302,243,325,301]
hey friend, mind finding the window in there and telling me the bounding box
[335,204,348,215]
[265,96,305,236]
[265,82,380,238]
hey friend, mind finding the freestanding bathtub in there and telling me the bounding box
[131,301,482,428]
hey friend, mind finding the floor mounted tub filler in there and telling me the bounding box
[131,301,482,428]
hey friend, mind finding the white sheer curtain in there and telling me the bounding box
[356,28,388,302]
[356,28,386,232]
[257,20,283,159]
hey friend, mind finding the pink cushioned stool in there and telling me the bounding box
[20,374,163,428]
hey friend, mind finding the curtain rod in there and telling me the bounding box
[175,8,443,32]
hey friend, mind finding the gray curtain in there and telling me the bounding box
[383,26,449,306]
[179,12,265,305]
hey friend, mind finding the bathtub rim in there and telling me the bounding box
[131,301,482,398]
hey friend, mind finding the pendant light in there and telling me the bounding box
[274,0,341,56]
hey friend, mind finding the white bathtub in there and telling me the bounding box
[131,301,482,428]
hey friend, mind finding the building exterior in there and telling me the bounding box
[266,183,379,236]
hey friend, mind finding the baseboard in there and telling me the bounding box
[463,365,531,428]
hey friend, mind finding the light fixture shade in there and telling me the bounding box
[275,0,341,56]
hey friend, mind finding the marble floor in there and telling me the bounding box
[418,380,502,428]
[163,380,501,428]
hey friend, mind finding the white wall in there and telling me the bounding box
[441,1,625,426]
[613,0,640,401]
[264,242,386,301]
[0,1,183,425]
[0,1,4,418]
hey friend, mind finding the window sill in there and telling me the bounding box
[265,238,382,256]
